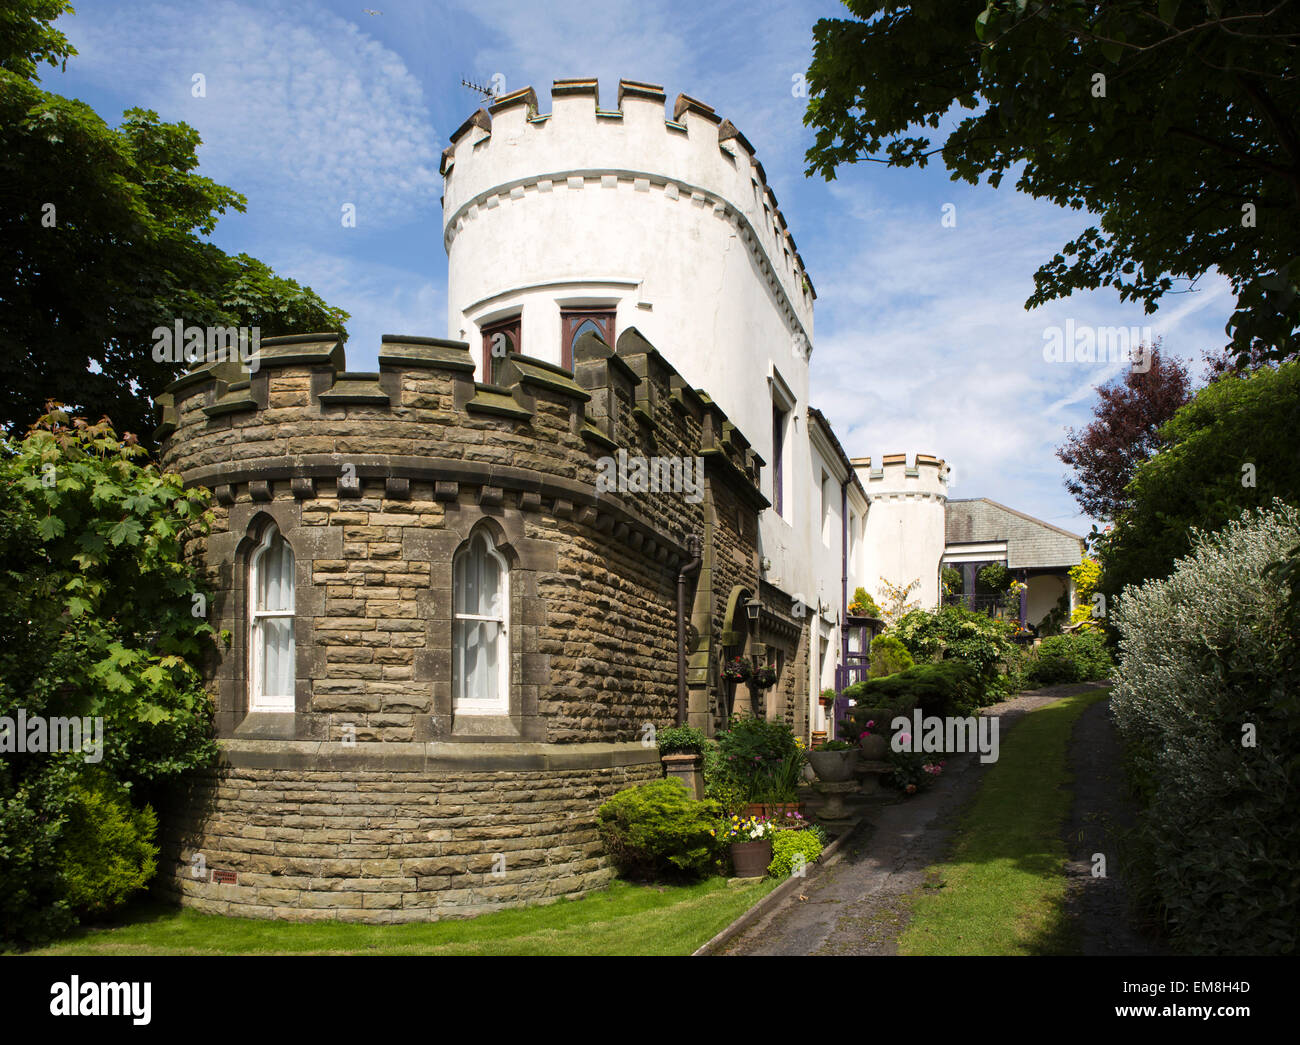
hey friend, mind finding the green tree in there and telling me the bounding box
[804,1,1300,364]
[0,1,349,441]
[0,408,219,947]
[1097,360,1300,601]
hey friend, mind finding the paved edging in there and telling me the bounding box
[691,826,861,956]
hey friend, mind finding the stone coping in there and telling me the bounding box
[217,738,661,774]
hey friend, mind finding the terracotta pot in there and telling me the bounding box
[742,802,806,820]
[730,839,773,878]
[808,748,858,782]
[859,734,888,760]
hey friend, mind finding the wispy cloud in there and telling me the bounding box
[62,0,441,231]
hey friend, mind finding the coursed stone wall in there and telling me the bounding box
[154,326,767,918]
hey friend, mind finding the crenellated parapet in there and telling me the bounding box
[852,453,949,504]
[155,327,765,563]
[441,79,814,345]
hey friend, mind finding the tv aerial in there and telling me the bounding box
[461,78,497,103]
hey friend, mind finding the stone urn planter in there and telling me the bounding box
[730,839,773,878]
[808,747,859,782]
[859,733,888,761]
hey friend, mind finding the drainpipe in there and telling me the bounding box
[839,479,848,734]
[676,534,702,726]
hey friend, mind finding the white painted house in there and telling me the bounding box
[441,79,1084,735]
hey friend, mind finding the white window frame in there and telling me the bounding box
[249,523,295,713]
[452,530,510,715]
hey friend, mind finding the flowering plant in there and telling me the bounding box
[721,657,752,683]
[715,815,773,845]
[886,749,944,795]
[750,665,778,689]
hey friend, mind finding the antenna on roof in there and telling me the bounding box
[461,78,497,104]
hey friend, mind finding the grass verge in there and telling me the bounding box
[25,876,779,956]
[897,687,1110,955]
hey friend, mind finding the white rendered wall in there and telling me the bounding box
[1026,574,1067,628]
[854,457,949,613]
[442,83,822,626]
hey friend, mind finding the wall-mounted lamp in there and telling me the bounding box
[744,598,762,623]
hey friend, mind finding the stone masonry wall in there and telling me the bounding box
[158,757,658,922]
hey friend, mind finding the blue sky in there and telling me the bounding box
[46,0,1234,538]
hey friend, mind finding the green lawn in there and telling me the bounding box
[898,687,1110,956]
[26,876,778,956]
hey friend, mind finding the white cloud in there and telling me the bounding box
[63,0,441,230]
[809,186,1234,535]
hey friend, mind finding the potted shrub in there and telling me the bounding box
[717,815,774,877]
[808,739,858,781]
[656,724,707,799]
[716,715,808,819]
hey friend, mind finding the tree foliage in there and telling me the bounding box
[1056,343,1192,519]
[804,1,1300,363]
[0,0,349,441]
[0,407,218,947]
[1096,359,1300,600]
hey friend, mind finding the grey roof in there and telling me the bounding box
[945,498,1085,570]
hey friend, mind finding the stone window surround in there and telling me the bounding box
[224,496,553,744]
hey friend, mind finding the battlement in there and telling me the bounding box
[851,453,949,502]
[441,79,814,338]
[154,329,767,558]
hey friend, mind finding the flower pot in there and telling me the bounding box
[730,839,773,878]
[859,734,888,760]
[742,802,806,820]
[808,748,858,782]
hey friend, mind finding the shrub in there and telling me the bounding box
[1110,501,1300,954]
[0,411,217,948]
[768,828,824,878]
[848,586,880,617]
[58,773,157,915]
[1068,558,1104,631]
[714,716,805,803]
[0,762,79,950]
[977,562,1010,594]
[884,748,946,795]
[596,779,721,882]
[843,660,980,723]
[655,724,707,756]
[868,633,914,679]
[701,742,747,816]
[1024,632,1113,686]
[892,605,1016,704]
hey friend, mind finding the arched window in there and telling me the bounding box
[561,308,614,369]
[249,523,295,712]
[452,529,509,714]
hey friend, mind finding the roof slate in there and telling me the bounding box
[945,498,1085,569]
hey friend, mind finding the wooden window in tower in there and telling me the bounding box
[561,309,615,370]
[481,316,521,385]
